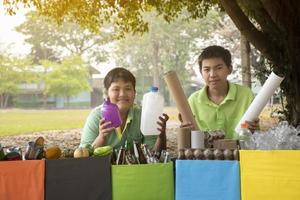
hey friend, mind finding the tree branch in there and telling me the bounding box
[261,0,300,33]
[219,0,280,67]
[239,0,282,36]
[259,0,287,32]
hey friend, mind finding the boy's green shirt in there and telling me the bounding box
[80,104,157,150]
[188,82,254,139]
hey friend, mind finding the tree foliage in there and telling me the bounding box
[41,55,91,105]
[3,0,300,125]
[114,10,224,102]
[0,53,34,108]
[15,11,112,65]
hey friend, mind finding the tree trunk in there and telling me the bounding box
[67,96,70,108]
[4,94,9,108]
[0,94,9,108]
[0,94,3,108]
[282,32,300,125]
[219,0,280,66]
[152,42,160,88]
[220,0,300,126]
[282,67,300,125]
[240,34,251,88]
[43,93,48,108]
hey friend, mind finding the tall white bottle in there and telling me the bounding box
[140,86,164,135]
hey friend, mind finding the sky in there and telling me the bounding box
[0,3,115,76]
[0,3,31,56]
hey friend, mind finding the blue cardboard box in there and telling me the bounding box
[176,160,240,200]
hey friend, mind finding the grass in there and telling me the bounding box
[0,109,91,136]
[0,105,280,136]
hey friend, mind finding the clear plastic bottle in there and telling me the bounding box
[238,123,252,149]
[140,86,164,135]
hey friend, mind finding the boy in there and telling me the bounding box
[188,45,259,138]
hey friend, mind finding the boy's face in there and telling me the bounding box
[107,79,135,114]
[200,57,232,90]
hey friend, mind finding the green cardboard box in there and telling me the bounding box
[112,162,174,200]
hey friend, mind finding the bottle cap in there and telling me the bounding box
[240,123,249,129]
[150,86,158,92]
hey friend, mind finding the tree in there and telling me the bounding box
[240,34,251,88]
[42,55,91,107]
[4,0,300,125]
[15,11,112,66]
[115,10,223,103]
[15,11,112,107]
[0,53,34,108]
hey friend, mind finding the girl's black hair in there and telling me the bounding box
[103,67,136,90]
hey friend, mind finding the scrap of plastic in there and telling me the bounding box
[245,121,300,150]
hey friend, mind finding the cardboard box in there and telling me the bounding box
[176,160,240,200]
[240,150,300,200]
[45,156,111,200]
[112,162,174,200]
[0,160,45,200]
[213,139,239,149]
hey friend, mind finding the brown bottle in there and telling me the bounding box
[133,141,147,164]
[125,151,138,164]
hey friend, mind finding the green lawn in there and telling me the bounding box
[0,109,91,136]
[0,106,279,136]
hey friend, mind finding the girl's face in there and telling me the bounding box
[107,79,135,114]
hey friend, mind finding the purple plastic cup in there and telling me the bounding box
[101,99,122,128]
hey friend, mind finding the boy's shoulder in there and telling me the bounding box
[188,87,206,103]
[231,82,253,94]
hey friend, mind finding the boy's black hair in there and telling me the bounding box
[104,67,136,90]
[198,45,232,70]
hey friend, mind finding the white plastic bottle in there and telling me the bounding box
[238,123,252,149]
[140,86,164,135]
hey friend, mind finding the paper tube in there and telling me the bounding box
[177,127,191,150]
[164,70,199,130]
[235,72,284,133]
[191,130,205,149]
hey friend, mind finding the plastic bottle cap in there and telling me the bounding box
[240,123,249,129]
[150,86,158,92]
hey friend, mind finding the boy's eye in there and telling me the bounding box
[125,87,133,91]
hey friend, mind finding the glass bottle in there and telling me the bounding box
[116,146,126,165]
[133,141,147,164]
[238,123,252,149]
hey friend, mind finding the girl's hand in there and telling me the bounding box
[92,118,115,148]
[99,118,115,137]
[153,113,169,151]
[157,113,169,137]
